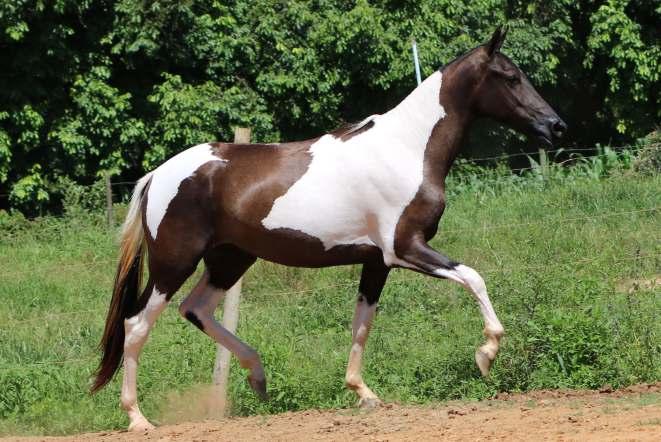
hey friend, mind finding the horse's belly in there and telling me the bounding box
[262,197,370,247]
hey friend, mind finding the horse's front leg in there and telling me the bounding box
[345,262,389,408]
[398,237,505,375]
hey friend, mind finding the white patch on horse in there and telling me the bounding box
[262,72,445,265]
[433,264,503,335]
[146,143,226,239]
[346,296,380,405]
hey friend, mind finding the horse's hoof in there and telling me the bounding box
[127,418,155,433]
[475,348,493,377]
[247,375,268,401]
[358,397,382,409]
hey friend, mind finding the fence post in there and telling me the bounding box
[538,147,548,177]
[411,39,422,86]
[212,127,251,412]
[104,172,113,227]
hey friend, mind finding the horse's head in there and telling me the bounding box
[467,27,567,145]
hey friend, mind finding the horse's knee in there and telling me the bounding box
[178,301,207,331]
[124,290,168,346]
[120,391,137,411]
[454,264,486,293]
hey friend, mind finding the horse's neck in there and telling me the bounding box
[384,71,446,147]
[385,70,471,181]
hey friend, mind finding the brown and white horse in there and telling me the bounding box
[92,28,566,431]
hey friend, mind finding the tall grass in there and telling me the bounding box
[0,149,659,435]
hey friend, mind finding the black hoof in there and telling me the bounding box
[247,375,268,401]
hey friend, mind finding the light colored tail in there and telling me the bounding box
[92,172,153,392]
[116,172,153,283]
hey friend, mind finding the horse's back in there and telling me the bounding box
[142,141,314,249]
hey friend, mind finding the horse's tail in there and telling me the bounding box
[91,172,153,393]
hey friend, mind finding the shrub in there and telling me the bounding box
[632,130,661,175]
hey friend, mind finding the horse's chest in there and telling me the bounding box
[261,135,425,252]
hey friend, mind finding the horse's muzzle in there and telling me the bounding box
[532,117,567,146]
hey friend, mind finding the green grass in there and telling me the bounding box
[0,170,659,436]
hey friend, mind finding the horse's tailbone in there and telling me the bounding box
[91,173,152,393]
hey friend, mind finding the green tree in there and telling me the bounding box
[0,0,658,214]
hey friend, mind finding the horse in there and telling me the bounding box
[92,27,566,431]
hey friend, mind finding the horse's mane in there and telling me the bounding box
[331,114,379,139]
[439,46,481,72]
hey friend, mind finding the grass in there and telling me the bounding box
[0,161,659,435]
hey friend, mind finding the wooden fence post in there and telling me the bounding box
[538,147,548,177]
[212,127,251,411]
[105,172,113,227]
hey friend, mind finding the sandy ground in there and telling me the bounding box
[5,383,660,441]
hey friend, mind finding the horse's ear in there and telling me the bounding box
[486,25,507,57]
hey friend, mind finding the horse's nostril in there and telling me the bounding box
[552,119,567,137]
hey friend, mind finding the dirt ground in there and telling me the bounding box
[5,383,660,442]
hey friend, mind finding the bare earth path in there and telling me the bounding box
[5,384,660,441]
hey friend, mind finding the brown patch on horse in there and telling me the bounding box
[143,160,221,297]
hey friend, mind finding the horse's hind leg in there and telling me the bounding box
[121,283,168,432]
[178,246,267,398]
[122,254,203,431]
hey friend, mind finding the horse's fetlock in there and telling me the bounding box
[486,325,505,340]
[345,373,363,390]
[120,393,136,411]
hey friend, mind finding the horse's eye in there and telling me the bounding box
[506,75,519,86]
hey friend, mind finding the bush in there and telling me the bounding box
[59,177,106,217]
[632,130,661,175]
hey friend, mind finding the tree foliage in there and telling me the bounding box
[0,0,658,213]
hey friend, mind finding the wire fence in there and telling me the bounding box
[1,205,657,283]
[0,249,658,373]
[5,147,637,223]
[0,139,649,201]
[2,247,658,328]
[48,144,649,192]
[465,145,630,163]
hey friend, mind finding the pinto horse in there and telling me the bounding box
[92,27,566,431]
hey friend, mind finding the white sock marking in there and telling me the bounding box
[434,265,503,333]
[346,297,377,397]
[121,289,167,423]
